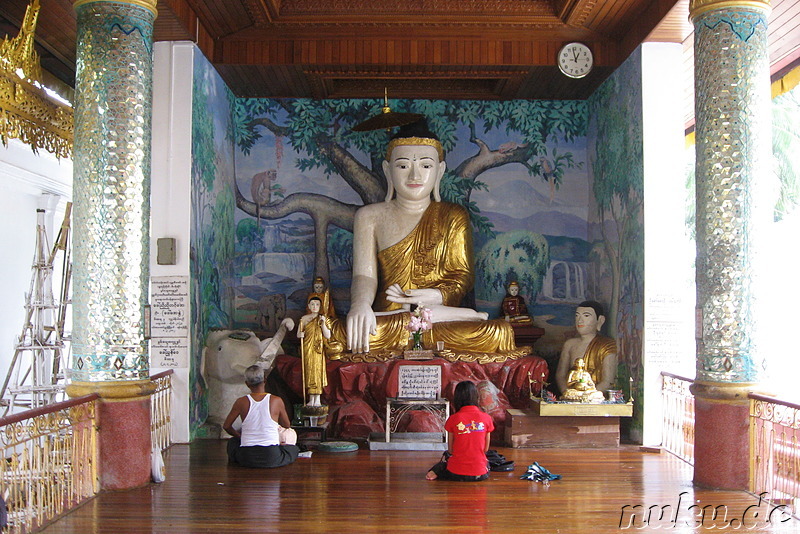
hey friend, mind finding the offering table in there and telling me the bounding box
[506,398,633,448]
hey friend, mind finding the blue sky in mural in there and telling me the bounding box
[236,112,589,230]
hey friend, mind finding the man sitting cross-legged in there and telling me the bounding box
[223,365,300,468]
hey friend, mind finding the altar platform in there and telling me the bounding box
[505,398,633,448]
[274,353,549,442]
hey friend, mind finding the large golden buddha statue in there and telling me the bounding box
[331,120,528,363]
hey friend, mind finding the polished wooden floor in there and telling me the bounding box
[40,440,800,533]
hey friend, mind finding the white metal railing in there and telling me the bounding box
[661,372,695,465]
[750,393,800,516]
[150,370,174,452]
[0,394,99,533]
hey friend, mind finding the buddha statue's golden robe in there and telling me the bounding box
[331,202,529,363]
[299,315,329,395]
[561,362,604,402]
[583,334,617,386]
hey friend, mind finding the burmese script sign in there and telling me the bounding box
[151,276,189,337]
[398,365,441,399]
[151,337,189,368]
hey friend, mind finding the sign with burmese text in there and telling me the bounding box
[398,365,441,399]
[151,337,189,368]
[151,276,189,338]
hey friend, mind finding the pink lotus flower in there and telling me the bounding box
[405,305,433,333]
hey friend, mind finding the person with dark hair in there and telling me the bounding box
[426,381,494,481]
[223,365,300,468]
[555,300,618,396]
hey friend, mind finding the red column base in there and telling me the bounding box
[693,397,749,490]
[98,397,152,490]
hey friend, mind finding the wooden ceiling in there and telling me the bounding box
[0,0,692,101]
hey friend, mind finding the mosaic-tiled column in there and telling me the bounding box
[690,0,771,490]
[66,0,157,491]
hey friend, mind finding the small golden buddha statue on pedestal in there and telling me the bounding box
[560,358,604,403]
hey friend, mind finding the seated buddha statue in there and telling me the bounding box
[500,281,531,324]
[335,119,528,362]
[560,358,604,402]
[555,300,618,395]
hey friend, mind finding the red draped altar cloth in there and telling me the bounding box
[274,354,549,441]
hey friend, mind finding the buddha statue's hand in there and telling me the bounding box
[385,284,443,306]
[346,302,377,353]
[426,304,488,322]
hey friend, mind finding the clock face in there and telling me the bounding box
[558,43,593,79]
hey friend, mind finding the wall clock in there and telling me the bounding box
[558,42,593,79]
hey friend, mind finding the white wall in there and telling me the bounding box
[0,139,72,400]
[150,41,195,443]
[641,42,696,446]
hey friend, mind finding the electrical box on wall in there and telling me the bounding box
[156,237,176,265]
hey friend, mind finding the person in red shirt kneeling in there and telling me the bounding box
[426,380,493,481]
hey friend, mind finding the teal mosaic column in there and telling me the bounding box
[690,0,771,490]
[692,0,771,385]
[69,0,157,384]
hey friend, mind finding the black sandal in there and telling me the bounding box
[486,449,515,472]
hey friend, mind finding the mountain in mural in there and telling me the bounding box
[485,210,588,240]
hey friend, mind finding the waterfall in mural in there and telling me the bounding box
[542,261,587,302]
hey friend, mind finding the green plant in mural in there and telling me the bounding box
[474,230,549,304]
[230,98,586,281]
[328,228,354,270]
[588,72,644,339]
[236,218,264,249]
[773,87,800,222]
[235,218,265,272]
[587,55,645,440]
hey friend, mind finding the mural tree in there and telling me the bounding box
[587,55,644,436]
[230,98,586,283]
[773,87,800,221]
[474,230,550,306]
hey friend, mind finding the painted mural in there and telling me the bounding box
[189,52,236,437]
[227,99,603,361]
[587,48,645,439]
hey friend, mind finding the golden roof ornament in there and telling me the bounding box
[0,0,73,159]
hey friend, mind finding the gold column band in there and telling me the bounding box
[73,0,158,17]
[689,380,759,403]
[689,0,770,20]
[67,379,157,401]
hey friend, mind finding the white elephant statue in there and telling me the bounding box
[201,317,294,426]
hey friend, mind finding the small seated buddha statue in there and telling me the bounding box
[500,281,531,324]
[560,358,605,402]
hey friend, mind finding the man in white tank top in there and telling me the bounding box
[223,365,300,468]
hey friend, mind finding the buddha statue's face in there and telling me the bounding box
[575,306,603,335]
[383,144,444,202]
[308,299,321,314]
[313,282,324,293]
[509,285,519,296]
